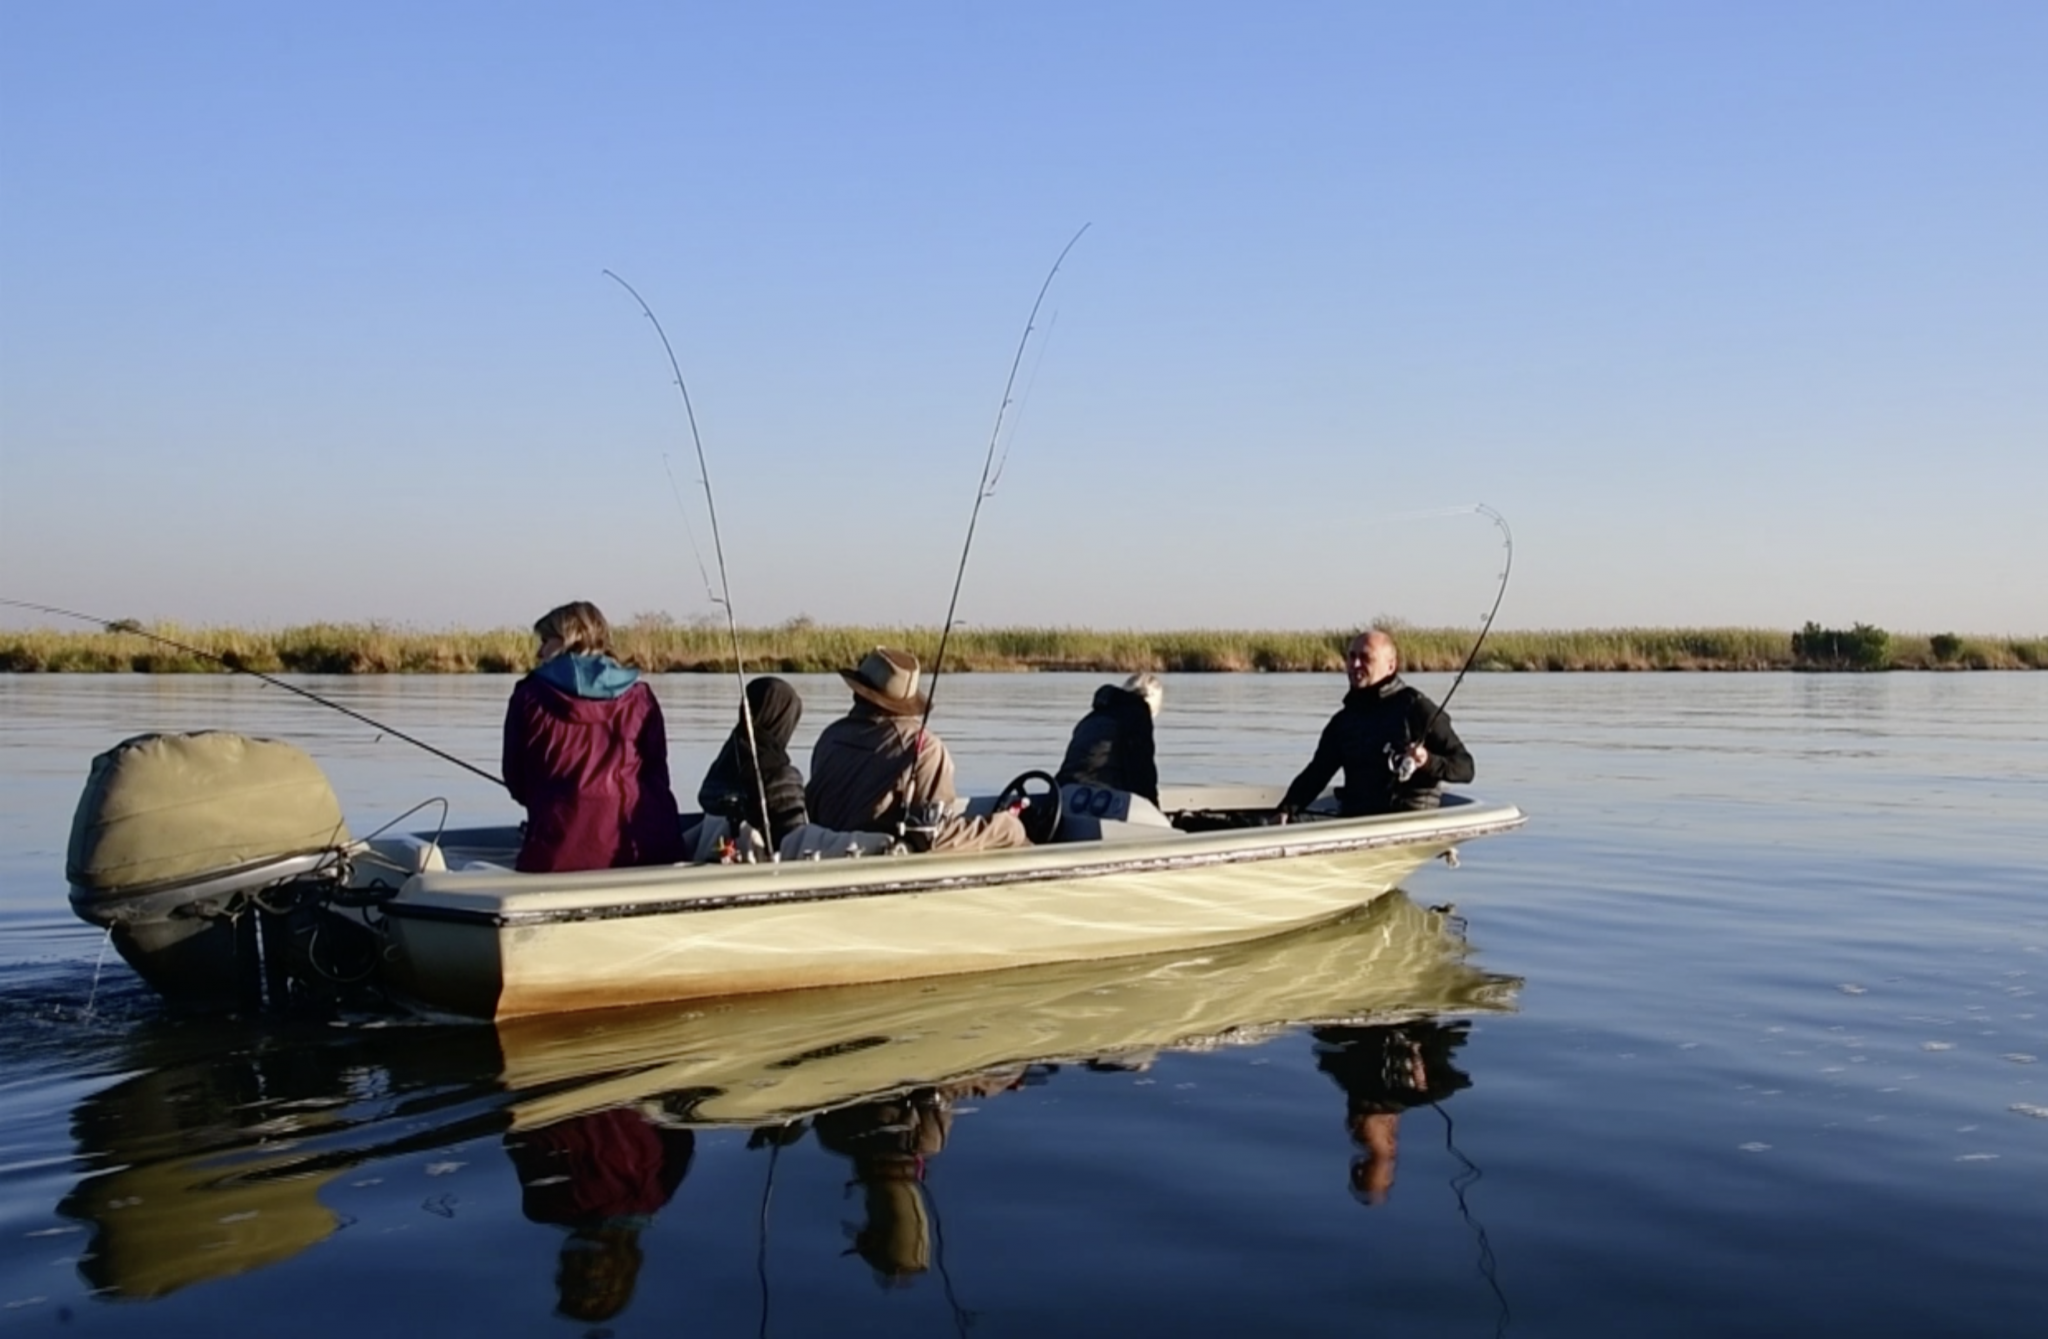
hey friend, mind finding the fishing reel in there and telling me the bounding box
[1385,742,1420,783]
[896,799,948,854]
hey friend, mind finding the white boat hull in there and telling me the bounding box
[379,795,1525,1019]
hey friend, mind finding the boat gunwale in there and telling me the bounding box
[381,802,1527,929]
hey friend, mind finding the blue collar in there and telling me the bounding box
[535,653,641,700]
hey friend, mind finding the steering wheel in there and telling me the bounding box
[994,769,1064,845]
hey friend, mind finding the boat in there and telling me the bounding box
[56,893,1517,1299]
[63,731,1526,1020]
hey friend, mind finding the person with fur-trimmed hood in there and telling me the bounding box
[1055,672,1162,806]
[503,601,685,873]
[806,648,1031,852]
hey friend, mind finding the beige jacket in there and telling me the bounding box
[807,707,1029,852]
[808,708,949,831]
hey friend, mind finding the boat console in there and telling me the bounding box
[1052,783,1174,842]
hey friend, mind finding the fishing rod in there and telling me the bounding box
[0,597,505,788]
[603,270,776,853]
[1425,503,1513,729]
[1389,505,1513,782]
[918,224,1090,744]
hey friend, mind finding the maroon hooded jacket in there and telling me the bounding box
[502,655,686,873]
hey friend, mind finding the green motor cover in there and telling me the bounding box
[68,732,351,895]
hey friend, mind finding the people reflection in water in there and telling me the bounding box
[504,1107,697,1322]
[1312,1020,1473,1206]
[808,1071,1025,1287]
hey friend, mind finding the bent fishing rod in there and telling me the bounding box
[1388,505,1512,782]
[0,597,505,787]
[917,224,1090,750]
[1426,503,1513,730]
[603,270,776,850]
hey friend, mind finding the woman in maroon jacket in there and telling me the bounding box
[502,601,685,872]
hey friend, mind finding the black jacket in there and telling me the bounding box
[1279,676,1473,816]
[1055,684,1159,805]
[698,677,809,847]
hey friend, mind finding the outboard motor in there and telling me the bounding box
[67,732,356,1010]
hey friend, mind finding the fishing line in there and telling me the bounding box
[0,597,504,788]
[660,451,721,609]
[923,1164,977,1339]
[920,224,1090,740]
[756,1138,781,1339]
[1364,504,1504,525]
[81,925,114,1023]
[603,270,776,852]
[1431,1099,1512,1339]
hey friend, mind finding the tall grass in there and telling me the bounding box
[3,621,2042,673]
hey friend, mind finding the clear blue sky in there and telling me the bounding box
[3,2,2042,635]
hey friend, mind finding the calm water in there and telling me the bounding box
[1,672,2043,1337]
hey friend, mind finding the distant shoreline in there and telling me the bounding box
[2,622,2042,673]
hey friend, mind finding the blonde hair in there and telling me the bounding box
[1122,672,1164,717]
[534,601,612,656]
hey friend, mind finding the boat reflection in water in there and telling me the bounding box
[56,1018,504,1301]
[55,891,1518,1314]
[502,1109,698,1322]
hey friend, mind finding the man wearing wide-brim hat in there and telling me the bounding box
[806,648,1031,852]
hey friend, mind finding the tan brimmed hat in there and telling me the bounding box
[839,647,927,715]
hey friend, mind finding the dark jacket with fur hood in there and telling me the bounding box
[697,676,809,847]
[1055,684,1159,805]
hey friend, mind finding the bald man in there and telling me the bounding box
[1278,628,1474,817]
